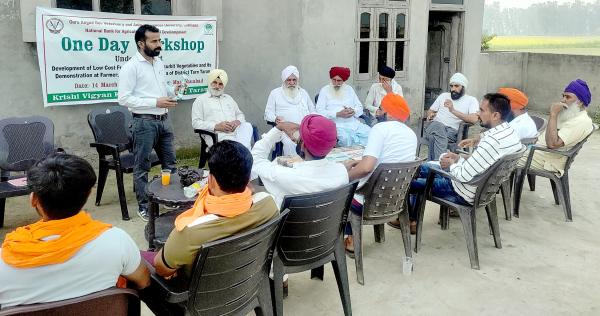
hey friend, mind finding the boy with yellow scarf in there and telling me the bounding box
[0,154,149,309]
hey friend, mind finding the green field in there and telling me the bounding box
[488,36,600,56]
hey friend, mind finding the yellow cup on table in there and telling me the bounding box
[161,169,171,186]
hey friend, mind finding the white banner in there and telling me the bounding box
[36,7,217,107]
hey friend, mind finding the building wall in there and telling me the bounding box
[478,52,600,115]
[1,0,486,156]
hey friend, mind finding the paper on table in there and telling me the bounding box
[7,177,27,187]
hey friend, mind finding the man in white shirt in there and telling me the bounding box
[192,69,254,149]
[316,66,371,147]
[498,88,538,140]
[344,92,417,253]
[251,114,349,208]
[364,65,403,122]
[264,65,315,155]
[424,73,480,161]
[0,154,149,309]
[118,24,181,221]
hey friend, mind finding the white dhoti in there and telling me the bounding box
[204,122,254,150]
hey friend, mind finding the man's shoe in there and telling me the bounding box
[410,220,417,235]
[283,280,288,298]
[137,208,149,222]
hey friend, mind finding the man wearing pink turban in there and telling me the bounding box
[316,66,371,147]
[251,114,349,208]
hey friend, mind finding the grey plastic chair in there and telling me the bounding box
[88,106,161,220]
[513,124,597,221]
[195,124,260,169]
[415,147,526,269]
[0,116,55,228]
[500,115,547,221]
[347,158,425,285]
[0,287,140,316]
[272,182,358,316]
[416,117,472,158]
[150,209,289,316]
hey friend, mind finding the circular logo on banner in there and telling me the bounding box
[204,23,214,35]
[46,18,64,34]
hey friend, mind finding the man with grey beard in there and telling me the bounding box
[264,65,315,155]
[192,69,254,149]
[522,79,594,175]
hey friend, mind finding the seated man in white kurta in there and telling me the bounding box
[191,69,254,149]
[264,65,315,155]
[316,66,371,147]
[364,65,404,121]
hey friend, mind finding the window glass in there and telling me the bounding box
[378,13,388,38]
[142,0,172,15]
[101,0,134,14]
[56,0,92,10]
[394,42,405,71]
[396,14,406,38]
[360,12,371,39]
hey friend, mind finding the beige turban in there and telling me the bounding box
[208,69,228,87]
[281,65,299,82]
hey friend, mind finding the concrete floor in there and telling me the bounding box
[1,132,599,316]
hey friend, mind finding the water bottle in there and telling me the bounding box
[183,181,202,198]
[177,75,189,100]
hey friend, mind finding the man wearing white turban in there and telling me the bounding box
[423,72,480,160]
[264,65,315,155]
[192,69,254,149]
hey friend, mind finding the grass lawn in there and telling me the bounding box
[488,36,600,56]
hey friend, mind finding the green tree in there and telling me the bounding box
[481,33,496,51]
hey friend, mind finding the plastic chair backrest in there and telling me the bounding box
[563,124,597,176]
[473,146,526,208]
[359,159,425,220]
[186,210,289,316]
[0,116,54,172]
[277,182,358,267]
[87,106,132,151]
[530,115,547,133]
[0,287,139,316]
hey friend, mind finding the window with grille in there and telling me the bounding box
[357,0,408,81]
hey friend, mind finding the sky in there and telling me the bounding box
[485,0,596,9]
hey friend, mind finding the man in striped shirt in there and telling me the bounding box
[409,93,521,217]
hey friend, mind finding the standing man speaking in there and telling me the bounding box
[118,24,181,221]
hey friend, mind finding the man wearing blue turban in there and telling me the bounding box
[523,79,594,175]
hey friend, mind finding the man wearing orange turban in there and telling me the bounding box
[343,92,418,255]
[498,87,537,140]
[316,66,371,146]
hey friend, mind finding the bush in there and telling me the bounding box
[481,33,497,51]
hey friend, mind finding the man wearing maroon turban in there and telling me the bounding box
[519,79,594,176]
[316,66,371,147]
[251,114,349,208]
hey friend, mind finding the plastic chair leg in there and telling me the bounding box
[272,258,285,316]
[485,204,502,249]
[95,161,109,206]
[115,168,130,220]
[457,207,479,269]
[550,179,560,205]
[349,213,365,285]
[310,266,324,281]
[0,198,5,228]
[332,239,353,316]
[373,224,385,243]
[398,210,412,258]
[500,180,512,221]
[527,174,536,191]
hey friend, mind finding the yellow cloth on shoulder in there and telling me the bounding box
[1,211,111,268]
